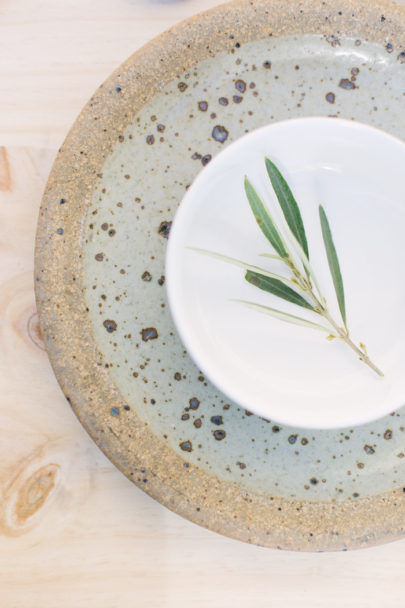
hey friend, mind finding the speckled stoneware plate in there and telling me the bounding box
[35,0,405,551]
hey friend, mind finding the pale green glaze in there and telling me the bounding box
[84,35,405,501]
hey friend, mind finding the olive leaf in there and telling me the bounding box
[188,248,293,287]
[319,205,346,326]
[244,178,288,258]
[233,300,330,332]
[265,158,309,258]
[245,270,314,310]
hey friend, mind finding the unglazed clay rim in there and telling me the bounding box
[35,0,405,551]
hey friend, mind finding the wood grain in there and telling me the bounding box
[1,1,405,606]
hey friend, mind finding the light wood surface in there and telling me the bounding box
[1,1,405,606]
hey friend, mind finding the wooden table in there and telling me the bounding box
[1,1,405,605]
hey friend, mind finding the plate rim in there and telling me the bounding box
[35,0,405,551]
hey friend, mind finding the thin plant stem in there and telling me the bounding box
[318,307,384,377]
[277,255,384,377]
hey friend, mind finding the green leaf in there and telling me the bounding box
[257,253,283,261]
[244,178,288,258]
[319,205,346,325]
[245,270,314,310]
[188,248,293,287]
[233,300,330,332]
[265,158,309,258]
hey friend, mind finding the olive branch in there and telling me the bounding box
[191,158,383,377]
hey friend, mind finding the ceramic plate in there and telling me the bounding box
[35,0,405,551]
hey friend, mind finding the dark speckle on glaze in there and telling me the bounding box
[398,51,405,64]
[326,34,341,47]
[288,434,298,444]
[339,78,356,90]
[141,327,158,341]
[158,221,172,238]
[210,415,223,425]
[178,82,188,92]
[189,397,200,410]
[103,319,117,333]
[325,92,336,103]
[201,154,212,166]
[198,101,208,111]
[180,440,192,452]
[142,271,152,281]
[364,444,375,455]
[263,60,271,69]
[233,95,243,104]
[212,125,229,143]
[110,407,119,417]
[146,135,155,145]
[218,97,229,106]
[56,228,63,235]
[235,79,246,93]
[213,429,226,440]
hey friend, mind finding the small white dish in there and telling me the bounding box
[166,117,405,429]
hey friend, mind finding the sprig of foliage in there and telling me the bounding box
[194,159,383,377]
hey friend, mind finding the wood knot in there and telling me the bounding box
[1,461,61,536]
[14,464,59,523]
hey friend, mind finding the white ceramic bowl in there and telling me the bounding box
[166,117,405,429]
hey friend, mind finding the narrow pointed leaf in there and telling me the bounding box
[244,178,288,258]
[258,253,284,261]
[245,270,314,310]
[189,248,293,287]
[319,205,346,325]
[265,158,309,258]
[233,300,329,332]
